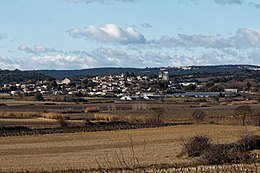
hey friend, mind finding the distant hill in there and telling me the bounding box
[1,65,259,85]
[35,65,260,80]
[35,67,156,79]
[0,69,48,85]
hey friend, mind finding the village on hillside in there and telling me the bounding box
[0,69,258,101]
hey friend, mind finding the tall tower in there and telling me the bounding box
[159,69,169,81]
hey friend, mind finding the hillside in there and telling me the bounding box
[0,69,47,85]
[35,65,260,80]
[1,65,259,84]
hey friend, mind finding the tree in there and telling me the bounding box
[57,116,69,128]
[234,105,252,126]
[35,92,44,101]
[150,108,165,124]
[192,109,206,123]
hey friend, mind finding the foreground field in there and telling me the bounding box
[0,124,259,172]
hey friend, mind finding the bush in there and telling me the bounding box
[237,134,260,151]
[181,135,212,157]
[191,110,206,123]
[183,134,260,165]
[57,116,69,127]
[200,143,250,165]
[35,92,44,101]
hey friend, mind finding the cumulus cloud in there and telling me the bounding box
[67,24,146,44]
[65,0,137,4]
[2,46,260,70]
[18,45,34,53]
[0,56,21,69]
[141,23,152,29]
[235,28,260,47]
[248,50,260,64]
[18,44,62,54]
[151,28,260,49]
[214,0,242,5]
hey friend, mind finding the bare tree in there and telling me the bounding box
[150,108,165,124]
[234,105,252,126]
[192,109,206,123]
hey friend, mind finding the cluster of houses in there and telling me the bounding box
[0,71,239,100]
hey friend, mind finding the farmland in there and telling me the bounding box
[0,124,259,172]
[0,97,260,172]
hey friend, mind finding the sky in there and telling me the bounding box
[0,0,260,70]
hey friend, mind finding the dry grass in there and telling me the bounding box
[229,100,258,105]
[41,112,62,119]
[0,124,259,172]
[0,111,63,120]
[84,107,100,113]
[0,111,41,119]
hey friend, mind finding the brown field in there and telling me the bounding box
[0,98,260,126]
[0,124,259,172]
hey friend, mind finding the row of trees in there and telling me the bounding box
[192,105,257,126]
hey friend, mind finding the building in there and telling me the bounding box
[158,70,169,81]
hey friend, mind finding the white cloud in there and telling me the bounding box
[18,45,34,53]
[11,27,260,70]
[248,50,260,64]
[235,28,260,47]
[2,46,260,70]
[18,44,62,54]
[65,0,137,4]
[0,56,21,69]
[151,28,260,49]
[214,0,242,5]
[67,24,146,44]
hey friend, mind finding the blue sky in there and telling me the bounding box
[0,0,260,70]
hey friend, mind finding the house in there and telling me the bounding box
[179,82,197,87]
[120,96,132,101]
[224,89,238,93]
[61,78,81,85]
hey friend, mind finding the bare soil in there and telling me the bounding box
[0,124,259,172]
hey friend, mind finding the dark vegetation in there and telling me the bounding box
[0,122,190,137]
[0,69,47,85]
[181,134,260,165]
[234,105,253,126]
[35,65,260,80]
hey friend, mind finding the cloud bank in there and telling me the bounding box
[67,24,146,44]
[153,28,260,49]
[11,26,260,70]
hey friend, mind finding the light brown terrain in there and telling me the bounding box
[0,124,259,172]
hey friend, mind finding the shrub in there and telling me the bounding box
[237,134,260,151]
[183,134,260,165]
[191,109,206,123]
[199,143,250,164]
[35,92,44,101]
[57,116,69,127]
[234,105,253,126]
[181,135,212,157]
